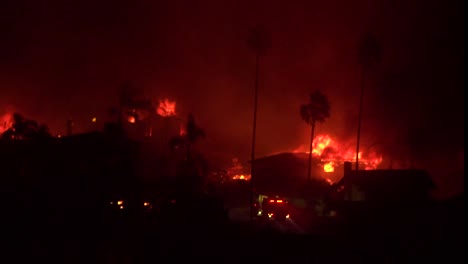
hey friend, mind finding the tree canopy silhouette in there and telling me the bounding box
[169,113,205,161]
[1,113,51,140]
[300,91,331,181]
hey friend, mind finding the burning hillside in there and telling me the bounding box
[292,134,383,173]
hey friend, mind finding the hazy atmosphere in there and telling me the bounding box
[0,0,463,197]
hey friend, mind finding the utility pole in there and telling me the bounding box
[355,66,365,171]
[250,53,259,222]
[247,25,270,223]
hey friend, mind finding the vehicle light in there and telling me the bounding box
[269,199,275,203]
[119,205,124,209]
[268,213,274,218]
[143,202,150,207]
[117,200,123,205]
[276,200,283,203]
[257,210,263,216]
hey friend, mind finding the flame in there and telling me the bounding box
[128,116,136,123]
[293,134,383,173]
[157,99,176,117]
[0,112,12,134]
[232,174,251,181]
[324,162,335,173]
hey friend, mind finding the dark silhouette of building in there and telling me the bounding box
[325,161,436,217]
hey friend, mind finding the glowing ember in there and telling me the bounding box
[293,133,383,173]
[157,99,176,117]
[128,116,136,123]
[232,174,251,181]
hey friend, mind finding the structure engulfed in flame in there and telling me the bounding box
[157,99,176,117]
[294,134,383,173]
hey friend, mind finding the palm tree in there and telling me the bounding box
[356,32,382,170]
[300,91,331,181]
[247,25,271,221]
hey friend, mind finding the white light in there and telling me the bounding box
[286,214,290,219]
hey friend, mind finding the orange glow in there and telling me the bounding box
[324,162,335,173]
[232,174,251,181]
[293,133,383,173]
[128,116,136,123]
[117,200,123,205]
[91,117,97,123]
[143,202,150,206]
[269,199,275,203]
[276,200,283,203]
[157,98,176,117]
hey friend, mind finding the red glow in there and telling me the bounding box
[0,112,12,134]
[157,98,176,117]
[127,116,136,123]
[293,133,383,173]
[276,200,283,203]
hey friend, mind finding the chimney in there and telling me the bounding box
[344,161,352,177]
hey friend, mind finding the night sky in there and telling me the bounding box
[0,0,464,197]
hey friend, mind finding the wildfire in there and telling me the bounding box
[0,112,12,134]
[324,162,335,173]
[157,99,176,117]
[232,174,251,181]
[294,134,383,173]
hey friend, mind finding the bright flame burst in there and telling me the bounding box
[127,116,136,123]
[294,134,383,173]
[157,99,176,117]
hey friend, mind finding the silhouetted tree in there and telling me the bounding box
[170,114,207,197]
[170,113,205,161]
[300,91,331,181]
[356,32,382,170]
[1,113,51,140]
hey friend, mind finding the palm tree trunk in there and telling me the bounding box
[250,53,260,222]
[307,121,316,182]
[356,65,366,171]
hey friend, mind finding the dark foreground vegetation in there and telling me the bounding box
[2,186,464,264]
